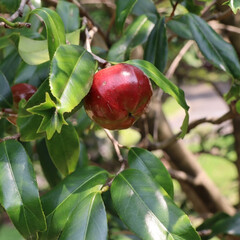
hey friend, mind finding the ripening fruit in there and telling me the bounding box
[2,83,37,125]
[84,63,152,130]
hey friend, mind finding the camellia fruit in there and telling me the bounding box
[2,83,37,125]
[84,63,152,130]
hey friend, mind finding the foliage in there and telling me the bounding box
[0,0,240,239]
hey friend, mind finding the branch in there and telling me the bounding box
[0,17,31,28]
[168,168,202,185]
[82,17,110,66]
[150,110,235,150]
[8,0,29,21]
[166,0,179,23]
[103,129,125,162]
[166,40,194,79]
[0,134,20,143]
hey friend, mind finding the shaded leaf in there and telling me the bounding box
[108,15,154,62]
[128,147,174,199]
[166,15,193,40]
[40,166,108,239]
[45,123,80,176]
[186,13,240,79]
[115,0,137,33]
[59,193,107,240]
[181,0,203,14]
[56,1,80,33]
[111,169,200,240]
[132,0,158,16]
[50,44,97,114]
[36,139,61,188]
[144,17,168,72]
[126,59,189,137]
[0,72,12,108]
[0,140,46,239]
[0,0,20,13]
[28,8,66,60]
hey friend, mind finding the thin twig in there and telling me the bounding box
[8,0,29,21]
[0,17,31,28]
[204,8,232,21]
[166,40,194,79]
[209,21,240,35]
[103,129,125,162]
[166,0,179,23]
[201,0,217,17]
[82,17,109,66]
[168,168,202,185]
[68,0,110,47]
[0,134,20,143]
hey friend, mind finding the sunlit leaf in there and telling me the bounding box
[0,140,46,239]
[111,169,200,240]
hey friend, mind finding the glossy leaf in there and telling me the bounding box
[18,30,81,65]
[107,15,154,62]
[50,44,97,114]
[115,0,137,33]
[78,141,89,168]
[45,123,80,176]
[166,15,193,40]
[36,139,61,188]
[144,17,168,72]
[0,140,46,239]
[228,0,240,14]
[57,1,80,33]
[128,147,174,199]
[17,114,45,141]
[186,13,240,80]
[0,72,12,108]
[59,193,107,240]
[111,169,200,240]
[126,59,189,137]
[132,0,158,16]
[40,166,108,239]
[28,8,66,60]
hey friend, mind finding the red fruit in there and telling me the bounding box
[84,63,152,130]
[11,83,37,106]
[2,83,37,125]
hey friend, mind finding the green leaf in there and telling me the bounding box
[108,15,154,62]
[17,114,45,141]
[27,92,67,139]
[186,13,240,80]
[166,15,193,40]
[45,123,80,176]
[181,0,203,14]
[28,8,66,60]
[39,166,108,239]
[115,0,138,33]
[128,147,174,199]
[78,141,89,168]
[56,1,80,33]
[36,139,61,188]
[19,36,50,65]
[144,17,168,72]
[0,0,20,13]
[0,140,46,239]
[111,169,200,240]
[50,44,97,114]
[59,193,107,240]
[126,59,189,137]
[18,29,80,65]
[228,0,240,14]
[132,0,158,16]
[0,72,12,108]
